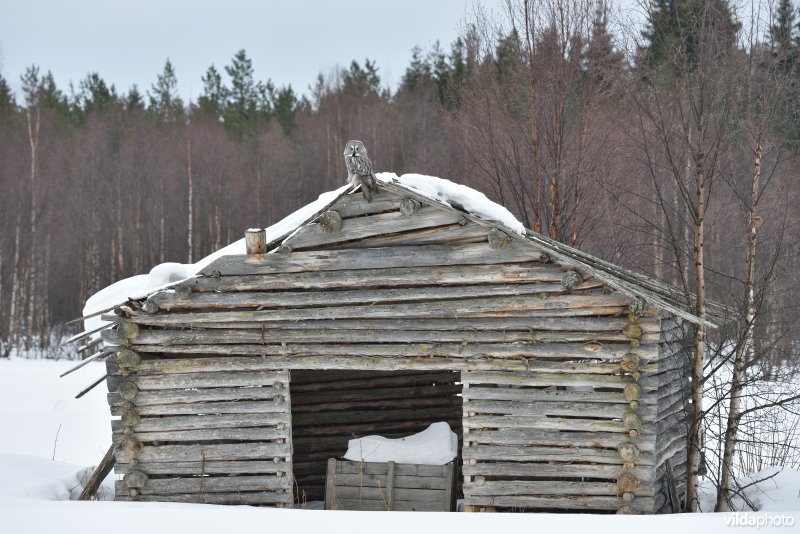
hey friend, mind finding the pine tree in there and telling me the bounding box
[271,84,298,135]
[400,46,432,93]
[585,0,624,93]
[148,59,184,123]
[342,59,381,98]
[125,85,145,112]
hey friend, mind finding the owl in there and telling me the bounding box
[344,140,379,202]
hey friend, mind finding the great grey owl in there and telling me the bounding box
[344,140,379,202]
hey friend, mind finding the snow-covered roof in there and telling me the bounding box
[80,172,718,336]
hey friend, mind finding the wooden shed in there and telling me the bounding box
[92,175,709,514]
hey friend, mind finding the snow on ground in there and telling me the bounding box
[1,358,799,533]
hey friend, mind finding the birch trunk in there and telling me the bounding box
[685,143,707,512]
[714,142,761,511]
[523,0,542,234]
[187,134,193,263]
[25,101,40,348]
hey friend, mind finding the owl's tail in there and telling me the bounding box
[362,174,379,202]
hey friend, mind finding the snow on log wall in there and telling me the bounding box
[99,189,684,513]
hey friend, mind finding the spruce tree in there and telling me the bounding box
[148,59,184,123]
[770,0,796,71]
[197,64,226,120]
[0,74,13,117]
[224,49,261,134]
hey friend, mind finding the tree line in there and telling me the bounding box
[1,0,800,511]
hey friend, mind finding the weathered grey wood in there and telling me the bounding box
[149,282,604,311]
[461,462,654,481]
[465,429,656,451]
[463,445,654,465]
[145,315,660,334]
[113,427,285,443]
[125,442,290,463]
[465,399,656,419]
[186,263,567,292]
[291,384,462,406]
[108,371,287,391]
[333,485,444,503]
[386,461,395,510]
[114,401,289,416]
[245,229,267,255]
[336,222,487,249]
[283,208,464,250]
[317,210,343,234]
[134,474,291,494]
[127,341,657,361]
[463,416,628,433]
[75,374,107,399]
[112,413,290,433]
[330,473,450,490]
[200,242,546,277]
[79,444,116,500]
[463,494,655,512]
[463,387,654,405]
[463,371,655,389]
[333,462,450,477]
[329,191,403,218]
[128,492,292,505]
[108,386,282,408]
[60,350,111,378]
[464,480,640,496]
[114,460,291,475]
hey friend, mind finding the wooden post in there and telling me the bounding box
[79,444,116,500]
[245,229,267,255]
[386,461,395,511]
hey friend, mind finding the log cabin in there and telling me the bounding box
[79,173,721,514]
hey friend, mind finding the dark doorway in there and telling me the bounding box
[289,370,463,506]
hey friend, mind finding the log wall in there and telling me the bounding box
[100,190,689,512]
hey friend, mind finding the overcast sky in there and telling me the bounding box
[0,0,473,102]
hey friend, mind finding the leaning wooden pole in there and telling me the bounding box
[79,444,116,500]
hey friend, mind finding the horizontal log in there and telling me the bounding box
[463,445,654,466]
[107,371,288,391]
[127,341,657,361]
[149,282,605,312]
[112,413,290,433]
[464,399,656,419]
[293,406,459,428]
[115,460,291,476]
[123,292,633,326]
[119,356,643,378]
[113,427,285,443]
[463,415,627,433]
[187,263,567,292]
[462,387,653,405]
[463,370,656,388]
[292,418,462,438]
[292,395,461,414]
[292,384,462,406]
[133,326,657,345]
[461,462,654,481]
[330,191,403,217]
[200,243,547,277]
[291,371,459,390]
[108,386,281,408]
[123,442,291,463]
[135,475,291,495]
[465,429,655,452]
[127,492,292,505]
[464,480,634,496]
[336,222,487,249]
[283,207,464,250]
[112,400,288,416]
[463,494,655,512]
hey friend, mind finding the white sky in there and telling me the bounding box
[0,0,472,102]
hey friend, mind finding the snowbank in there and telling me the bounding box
[343,422,458,465]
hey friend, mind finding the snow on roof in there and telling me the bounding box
[376,173,525,234]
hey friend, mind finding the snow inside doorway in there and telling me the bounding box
[288,370,464,508]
